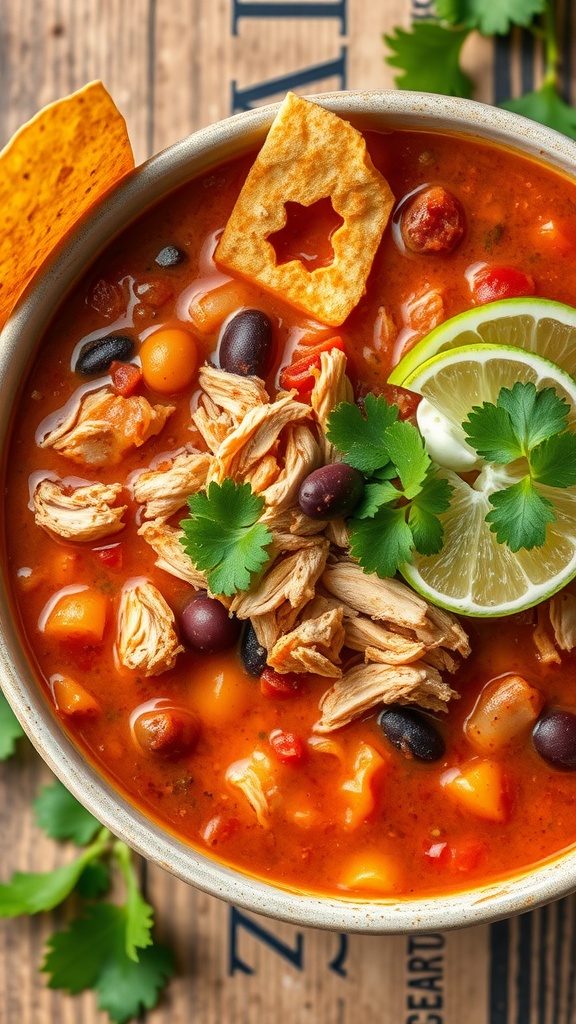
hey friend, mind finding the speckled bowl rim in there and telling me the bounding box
[2,90,576,934]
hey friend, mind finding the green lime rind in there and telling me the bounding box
[389,296,576,386]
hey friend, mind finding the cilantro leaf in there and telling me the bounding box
[0,838,105,916]
[0,690,24,760]
[486,478,556,551]
[497,381,570,450]
[382,419,431,498]
[326,394,398,474]
[435,0,546,35]
[530,432,576,488]
[114,841,153,961]
[43,903,175,1024]
[33,780,102,845]
[502,81,576,141]
[349,506,414,578]
[464,382,571,464]
[76,861,111,900]
[463,402,523,463]
[408,473,453,556]
[384,22,472,98]
[180,479,272,596]
[354,480,400,519]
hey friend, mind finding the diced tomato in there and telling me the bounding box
[269,729,306,764]
[110,360,143,397]
[260,668,306,699]
[279,336,345,394]
[470,265,535,304]
[93,542,123,569]
[424,837,487,873]
[200,814,241,847]
[372,382,421,420]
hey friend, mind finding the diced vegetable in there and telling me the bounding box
[339,851,401,893]
[465,674,544,753]
[278,336,345,393]
[42,587,108,644]
[269,730,306,765]
[188,281,255,335]
[260,667,306,699]
[341,741,387,829]
[470,265,535,304]
[51,674,100,716]
[110,360,143,397]
[139,326,198,394]
[441,759,508,822]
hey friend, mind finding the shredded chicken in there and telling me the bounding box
[192,393,233,453]
[198,365,269,420]
[267,608,345,677]
[133,450,213,520]
[226,750,276,827]
[230,541,329,621]
[138,519,209,589]
[314,661,457,733]
[310,348,353,462]
[550,592,576,652]
[208,392,313,484]
[33,478,126,541]
[116,580,184,676]
[321,559,470,659]
[39,388,174,466]
[260,424,321,510]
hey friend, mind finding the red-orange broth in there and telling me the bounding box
[5,127,576,899]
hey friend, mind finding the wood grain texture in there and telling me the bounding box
[2,2,576,1023]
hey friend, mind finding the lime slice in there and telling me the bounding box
[389,297,576,386]
[398,343,576,617]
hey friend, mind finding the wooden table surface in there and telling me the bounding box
[2,3,576,1023]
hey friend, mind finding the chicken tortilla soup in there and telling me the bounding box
[6,93,576,899]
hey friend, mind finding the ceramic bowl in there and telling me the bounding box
[2,91,576,933]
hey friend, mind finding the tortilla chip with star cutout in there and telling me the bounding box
[216,92,394,327]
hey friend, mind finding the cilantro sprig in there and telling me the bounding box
[180,478,273,596]
[463,381,576,551]
[384,0,576,140]
[326,394,452,578]
[0,775,175,1022]
[0,690,24,760]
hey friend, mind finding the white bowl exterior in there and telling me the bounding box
[2,91,576,933]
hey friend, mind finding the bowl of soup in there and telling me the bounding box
[3,90,576,933]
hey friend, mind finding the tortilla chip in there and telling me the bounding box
[216,93,394,327]
[0,81,134,327]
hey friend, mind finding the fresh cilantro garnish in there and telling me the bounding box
[33,778,102,845]
[43,903,174,1024]
[463,382,576,551]
[180,478,272,596]
[435,0,545,35]
[383,1,576,141]
[0,689,24,760]
[327,399,452,578]
[326,392,398,473]
[0,778,175,1021]
[384,22,472,97]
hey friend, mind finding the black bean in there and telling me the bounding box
[240,621,267,677]
[155,244,185,268]
[533,709,576,769]
[378,706,445,762]
[298,463,365,520]
[181,595,241,654]
[76,334,134,376]
[219,309,273,377]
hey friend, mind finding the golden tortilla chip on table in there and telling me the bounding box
[0,81,134,327]
[216,92,394,327]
